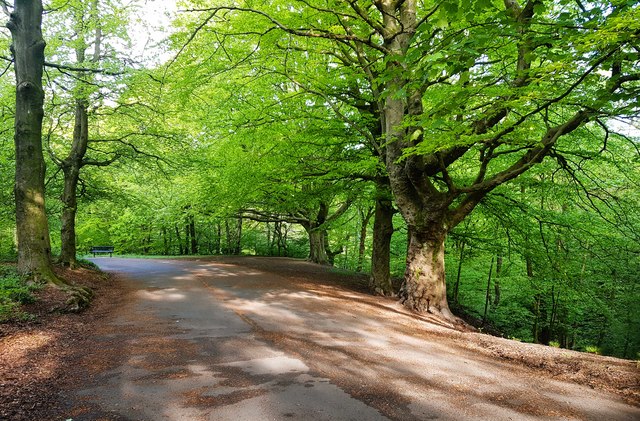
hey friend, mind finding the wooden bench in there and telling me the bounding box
[90,246,114,257]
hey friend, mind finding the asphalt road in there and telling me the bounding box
[70,257,639,421]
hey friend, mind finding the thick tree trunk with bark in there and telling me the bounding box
[399,227,455,319]
[369,191,394,295]
[8,0,91,310]
[306,227,330,265]
[8,0,56,281]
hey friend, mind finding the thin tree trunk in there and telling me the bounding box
[493,252,503,307]
[356,206,374,272]
[234,217,242,255]
[266,222,272,255]
[273,221,281,255]
[225,219,231,254]
[184,223,190,255]
[533,295,540,343]
[162,226,169,255]
[59,162,81,266]
[215,221,221,254]
[175,224,183,255]
[282,224,289,255]
[483,256,495,324]
[58,0,102,267]
[189,215,197,254]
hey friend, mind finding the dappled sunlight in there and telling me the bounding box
[220,356,308,376]
[0,331,55,364]
[137,288,186,302]
[263,290,326,301]
[61,258,638,420]
[229,298,304,324]
[215,283,627,419]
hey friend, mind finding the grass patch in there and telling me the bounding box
[77,258,101,271]
[0,265,39,322]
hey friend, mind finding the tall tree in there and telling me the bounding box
[44,0,135,266]
[180,0,638,321]
[57,0,104,266]
[6,0,57,281]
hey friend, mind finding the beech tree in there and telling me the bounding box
[178,0,639,321]
[44,0,136,267]
[5,0,58,281]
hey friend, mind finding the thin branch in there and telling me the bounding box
[44,59,124,76]
[183,6,389,54]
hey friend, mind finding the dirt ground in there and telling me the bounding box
[0,266,130,420]
[0,257,638,420]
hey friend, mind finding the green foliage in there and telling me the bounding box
[0,266,38,322]
[1,0,638,361]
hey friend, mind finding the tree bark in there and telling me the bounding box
[184,223,191,255]
[399,228,454,319]
[8,0,57,282]
[175,224,183,255]
[8,0,92,310]
[369,191,394,295]
[306,227,330,265]
[483,257,495,324]
[59,99,88,267]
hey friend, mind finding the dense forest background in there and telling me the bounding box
[1,0,638,359]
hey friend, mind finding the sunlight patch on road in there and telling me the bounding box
[220,356,309,376]
[138,288,186,302]
[230,299,304,323]
[264,291,326,301]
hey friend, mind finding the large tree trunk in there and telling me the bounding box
[375,0,464,321]
[399,227,455,319]
[8,0,57,282]
[8,0,91,310]
[369,192,394,295]
[306,227,330,265]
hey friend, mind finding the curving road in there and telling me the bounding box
[66,257,639,421]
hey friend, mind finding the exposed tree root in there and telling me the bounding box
[46,273,94,313]
[398,285,473,331]
[369,283,396,297]
[57,258,80,270]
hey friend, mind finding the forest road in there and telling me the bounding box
[65,257,639,421]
